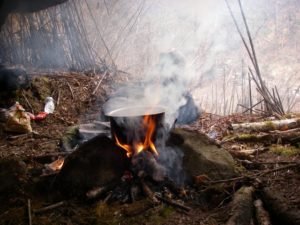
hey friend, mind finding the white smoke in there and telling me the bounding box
[104,50,193,127]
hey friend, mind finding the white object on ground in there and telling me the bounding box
[44,97,55,114]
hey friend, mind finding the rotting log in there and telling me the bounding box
[254,199,272,225]
[260,187,300,225]
[231,118,300,133]
[226,186,254,225]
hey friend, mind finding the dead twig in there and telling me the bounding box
[33,201,65,214]
[56,89,61,106]
[92,70,108,95]
[27,199,32,225]
[154,193,191,212]
[65,81,74,99]
[22,91,34,114]
[209,163,300,185]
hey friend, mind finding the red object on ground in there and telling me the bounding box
[34,112,48,121]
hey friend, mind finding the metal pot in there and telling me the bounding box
[105,106,165,151]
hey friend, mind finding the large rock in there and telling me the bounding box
[57,135,130,197]
[168,128,238,181]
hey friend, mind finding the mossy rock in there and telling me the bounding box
[168,128,238,181]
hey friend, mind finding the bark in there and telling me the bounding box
[226,186,254,225]
[254,199,272,225]
[232,118,300,133]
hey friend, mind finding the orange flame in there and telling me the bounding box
[46,157,65,171]
[114,115,159,157]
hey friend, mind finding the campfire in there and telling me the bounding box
[107,106,165,159]
[114,114,159,157]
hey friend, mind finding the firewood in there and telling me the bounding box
[140,180,159,203]
[226,186,254,225]
[33,201,65,214]
[154,193,191,212]
[254,199,272,225]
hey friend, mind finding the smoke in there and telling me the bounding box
[104,50,199,127]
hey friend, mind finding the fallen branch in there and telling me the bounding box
[155,194,191,212]
[232,118,300,133]
[33,201,65,214]
[210,163,300,185]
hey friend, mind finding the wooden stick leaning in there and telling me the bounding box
[33,201,65,214]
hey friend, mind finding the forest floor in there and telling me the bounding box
[0,72,300,225]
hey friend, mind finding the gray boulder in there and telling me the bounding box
[168,128,238,181]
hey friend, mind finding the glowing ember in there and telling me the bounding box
[114,115,159,157]
[46,157,65,171]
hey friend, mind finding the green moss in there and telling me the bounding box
[31,77,52,100]
[158,206,174,218]
[237,133,257,140]
[263,121,276,130]
[270,145,300,156]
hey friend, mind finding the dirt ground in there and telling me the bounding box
[0,72,300,225]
